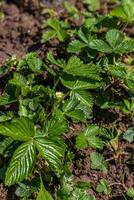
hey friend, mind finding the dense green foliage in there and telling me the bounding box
[0,0,134,199]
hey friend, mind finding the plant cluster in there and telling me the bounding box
[0,0,134,199]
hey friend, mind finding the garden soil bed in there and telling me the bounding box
[0,0,134,200]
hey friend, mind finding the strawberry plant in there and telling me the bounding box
[0,0,134,199]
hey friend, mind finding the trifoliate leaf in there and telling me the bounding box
[96,179,111,195]
[76,125,105,150]
[47,19,67,41]
[71,188,96,200]
[110,0,134,23]
[123,127,134,142]
[18,53,44,72]
[90,152,108,173]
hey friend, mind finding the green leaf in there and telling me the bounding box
[89,40,112,53]
[110,5,127,21]
[127,188,134,198]
[117,40,134,53]
[110,0,134,23]
[47,51,63,68]
[122,0,134,19]
[0,93,16,106]
[90,152,108,173]
[5,141,36,186]
[123,127,134,142]
[89,29,134,54]
[66,109,86,122]
[76,103,93,119]
[64,56,101,80]
[67,40,86,53]
[47,19,67,41]
[73,90,93,108]
[64,1,78,18]
[78,28,91,44]
[9,73,27,88]
[62,97,79,113]
[76,125,105,150]
[108,65,126,79]
[45,110,68,137]
[61,74,102,90]
[106,29,124,49]
[0,118,35,141]
[35,137,66,174]
[84,0,100,11]
[42,30,56,42]
[18,53,44,72]
[0,137,13,155]
[37,179,54,200]
[71,188,96,200]
[96,179,111,195]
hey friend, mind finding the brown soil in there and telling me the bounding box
[66,121,134,200]
[0,1,134,200]
[0,184,7,200]
[0,1,41,65]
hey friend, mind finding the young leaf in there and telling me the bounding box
[47,19,67,42]
[84,0,100,11]
[71,188,96,200]
[90,152,108,173]
[123,127,134,143]
[9,72,27,88]
[64,1,78,18]
[110,0,134,23]
[76,125,104,150]
[96,179,111,195]
[35,137,66,174]
[127,188,134,198]
[0,118,35,141]
[18,53,44,72]
[42,30,56,42]
[5,141,36,186]
[37,179,54,200]
[105,29,124,49]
